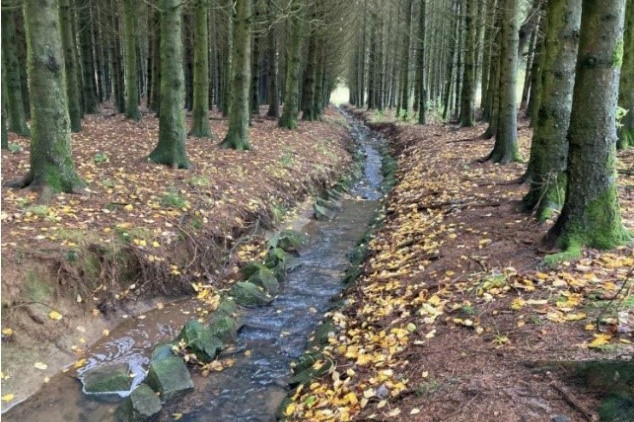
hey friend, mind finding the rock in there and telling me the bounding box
[82,363,133,394]
[316,197,342,212]
[313,203,337,221]
[551,415,569,422]
[151,342,176,362]
[240,262,268,279]
[146,357,194,401]
[217,298,238,315]
[248,267,279,295]
[265,247,288,279]
[230,281,273,307]
[599,393,634,422]
[115,384,161,422]
[275,230,308,252]
[178,319,223,362]
[208,312,239,343]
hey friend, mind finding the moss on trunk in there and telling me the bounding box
[2,10,30,136]
[522,0,581,221]
[19,0,83,193]
[220,0,252,150]
[190,0,212,138]
[546,0,630,260]
[149,0,191,168]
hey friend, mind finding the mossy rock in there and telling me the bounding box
[230,281,273,307]
[146,357,194,401]
[240,262,269,279]
[316,197,342,212]
[248,267,279,295]
[216,298,238,315]
[82,363,133,394]
[310,320,336,347]
[115,384,162,422]
[265,247,289,279]
[313,203,337,221]
[151,342,176,362]
[177,319,223,362]
[570,360,634,395]
[208,312,239,343]
[274,230,308,252]
[598,393,634,422]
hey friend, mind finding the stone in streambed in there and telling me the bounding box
[230,281,273,307]
[313,203,337,221]
[208,312,239,343]
[240,262,269,279]
[115,384,161,422]
[248,267,279,295]
[275,229,308,252]
[82,362,133,394]
[151,342,176,362]
[146,357,194,401]
[178,319,223,362]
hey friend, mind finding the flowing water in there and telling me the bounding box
[4,110,385,422]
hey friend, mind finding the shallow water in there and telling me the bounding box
[4,109,385,422]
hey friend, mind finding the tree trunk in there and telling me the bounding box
[417,0,427,124]
[301,34,318,120]
[221,0,233,117]
[59,0,83,132]
[398,0,414,120]
[78,0,98,113]
[442,0,459,121]
[313,43,325,120]
[2,10,30,136]
[546,0,629,257]
[487,0,520,163]
[149,0,191,168]
[266,0,280,117]
[618,0,633,149]
[122,0,140,120]
[250,5,261,117]
[2,61,9,149]
[459,0,476,126]
[17,0,83,193]
[190,0,212,138]
[526,21,547,123]
[522,0,581,220]
[279,0,303,129]
[221,0,252,149]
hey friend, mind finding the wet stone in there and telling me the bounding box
[178,319,223,362]
[208,313,239,343]
[240,262,269,279]
[313,203,337,221]
[248,267,279,295]
[146,357,194,401]
[275,229,308,252]
[115,384,161,422]
[151,342,176,362]
[230,281,273,307]
[216,298,238,315]
[82,362,133,394]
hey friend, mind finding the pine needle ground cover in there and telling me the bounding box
[285,110,634,422]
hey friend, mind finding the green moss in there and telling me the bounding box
[25,269,53,302]
[160,191,189,209]
[613,39,624,68]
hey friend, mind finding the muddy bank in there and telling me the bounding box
[0,107,355,412]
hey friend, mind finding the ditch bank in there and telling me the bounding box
[0,108,357,413]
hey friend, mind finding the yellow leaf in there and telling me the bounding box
[588,333,612,348]
[172,413,183,420]
[410,408,421,415]
[48,310,63,321]
[2,327,13,336]
[510,298,525,310]
[285,403,296,416]
[387,408,401,417]
[34,362,48,370]
[2,394,15,402]
[124,204,134,212]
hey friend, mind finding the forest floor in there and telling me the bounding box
[285,109,634,422]
[0,104,354,409]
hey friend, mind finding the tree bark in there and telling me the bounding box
[397,0,414,120]
[190,0,213,138]
[487,0,520,163]
[221,0,252,149]
[618,0,633,149]
[546,0,629,257]
[279,0,303,129]
[522,0,581,220]
[122,0,140,120]
[18,0,83,193]
[2,10,30,136]
[417,0,427,124]
[301,34,318,120]
[59,0,83,132]
[149,0,191,168]
[459,0,476,126]
[266,0,280,117]
[78,0,98,113]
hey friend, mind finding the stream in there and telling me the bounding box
[3,110,385,422]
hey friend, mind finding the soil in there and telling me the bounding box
[0,104,354,411]
[284,109,634,422]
